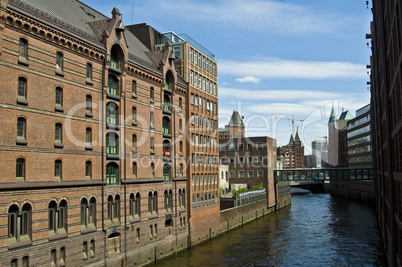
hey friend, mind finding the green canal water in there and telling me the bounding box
[154,192,384,266]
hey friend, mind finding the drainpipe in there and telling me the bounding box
[101,55,106,266]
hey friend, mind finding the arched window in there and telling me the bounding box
[132,80,137,97]
[86,63,93,83]
[180,141,183,154]
[132,107,137,125]
[17,117,27,145]
[107,195,113,220]
[80,198,88,226]
[110,49,118,69]
[89,197,96,225]
[150,137,155,154]
[150,163,155,178]
[86,128,92,150]
[20,204,31,237]
[55,123,63,148]
[48,201,57,232]
[17,77,28,105]
[106,163,118,185]
[132,162,137,178]
[8,205,19,238]
[150,111,154,129]
[16,158,25,181]
[150,87,154,101]
[54,160,62,181]
[179,97,182,110]
[85,95,92,117]
[55,87,63,112]
[153,191,158,214]
[19,38,28,59]
[180,163,183,176]
[56,52,63,70]
[107,75,119,95]
[148,191,153,214]
[85,161,92,180]
[106,102,118,125]
[135,192,141,217]
[59,200,67,231]
[132,134,137,153]
[179,119,183,133]
[114,195,120,221]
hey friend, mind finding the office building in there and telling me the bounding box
[370,0,402,265]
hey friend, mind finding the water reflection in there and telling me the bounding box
[155,193,384,266]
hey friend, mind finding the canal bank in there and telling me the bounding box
[153,193,384,266]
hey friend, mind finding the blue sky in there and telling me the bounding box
[82,0,372,154]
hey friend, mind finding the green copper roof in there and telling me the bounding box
[328,106,337,124]
[339,110,354,120]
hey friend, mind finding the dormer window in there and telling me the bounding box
[110,49,118,69]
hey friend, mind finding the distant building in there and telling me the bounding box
[327,106,354,167]
[312,140,328,168]
[346,104,372,168]
[277,128,305,169]
[219,111,277,206]
[219,164,229,190]
[304,155,313,168]
[219,110,245,139]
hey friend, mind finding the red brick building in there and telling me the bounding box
[0,0,190,266]
[277,128,305,169]
[370,0,402,265]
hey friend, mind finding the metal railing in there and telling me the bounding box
[274,168,374,182]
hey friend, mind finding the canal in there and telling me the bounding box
[154,192,384,266]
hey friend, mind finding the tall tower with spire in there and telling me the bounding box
[277,127,305,169]
[327,105,338,166]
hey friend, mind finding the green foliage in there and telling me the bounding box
[251,183,263,191]
[232,184,264,198]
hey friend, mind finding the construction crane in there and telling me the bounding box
[266,115,304,137]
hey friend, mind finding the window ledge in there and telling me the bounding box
[80,224,96,234]
[17,96,28,105]
[86,78,94,85]
[132,149,138,154]
[163,109,172,115]
[164,88,173,94]
[163,133,172,139]
[148,213,158,219]
[106,124,120,130]
[55,104,64,112]
[55,68,65,77]
[132,93,137,99]
[48,229,68,241]
[54,140,64,148]
[106,154,120,160]
[150,149,155,155]
[85,144,93,150]
[132,120,137,126]
[109,67,122,74]
[106,93,121,101]
[18,56,29,66]
[8,236,32,249]
[150,99,155,104]
[129,216,141,223]
[85,110,93,118]
[16,136,28,145]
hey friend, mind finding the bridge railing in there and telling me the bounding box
[274,168,374,182]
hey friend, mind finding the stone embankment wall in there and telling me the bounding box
[324,180,375,203]
[120,189,291,266]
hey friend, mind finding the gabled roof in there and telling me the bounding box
[227,111,244,127]
[339,110,354,120]
[294,127,301,142]
[328,105,337,124]
[9,0,157,68]
[288,134,294,145]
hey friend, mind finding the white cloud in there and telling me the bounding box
[123,0,359,35]
[235,76,261,83]
[219,58,366,80]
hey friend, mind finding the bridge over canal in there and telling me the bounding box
[274,168,375,186]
